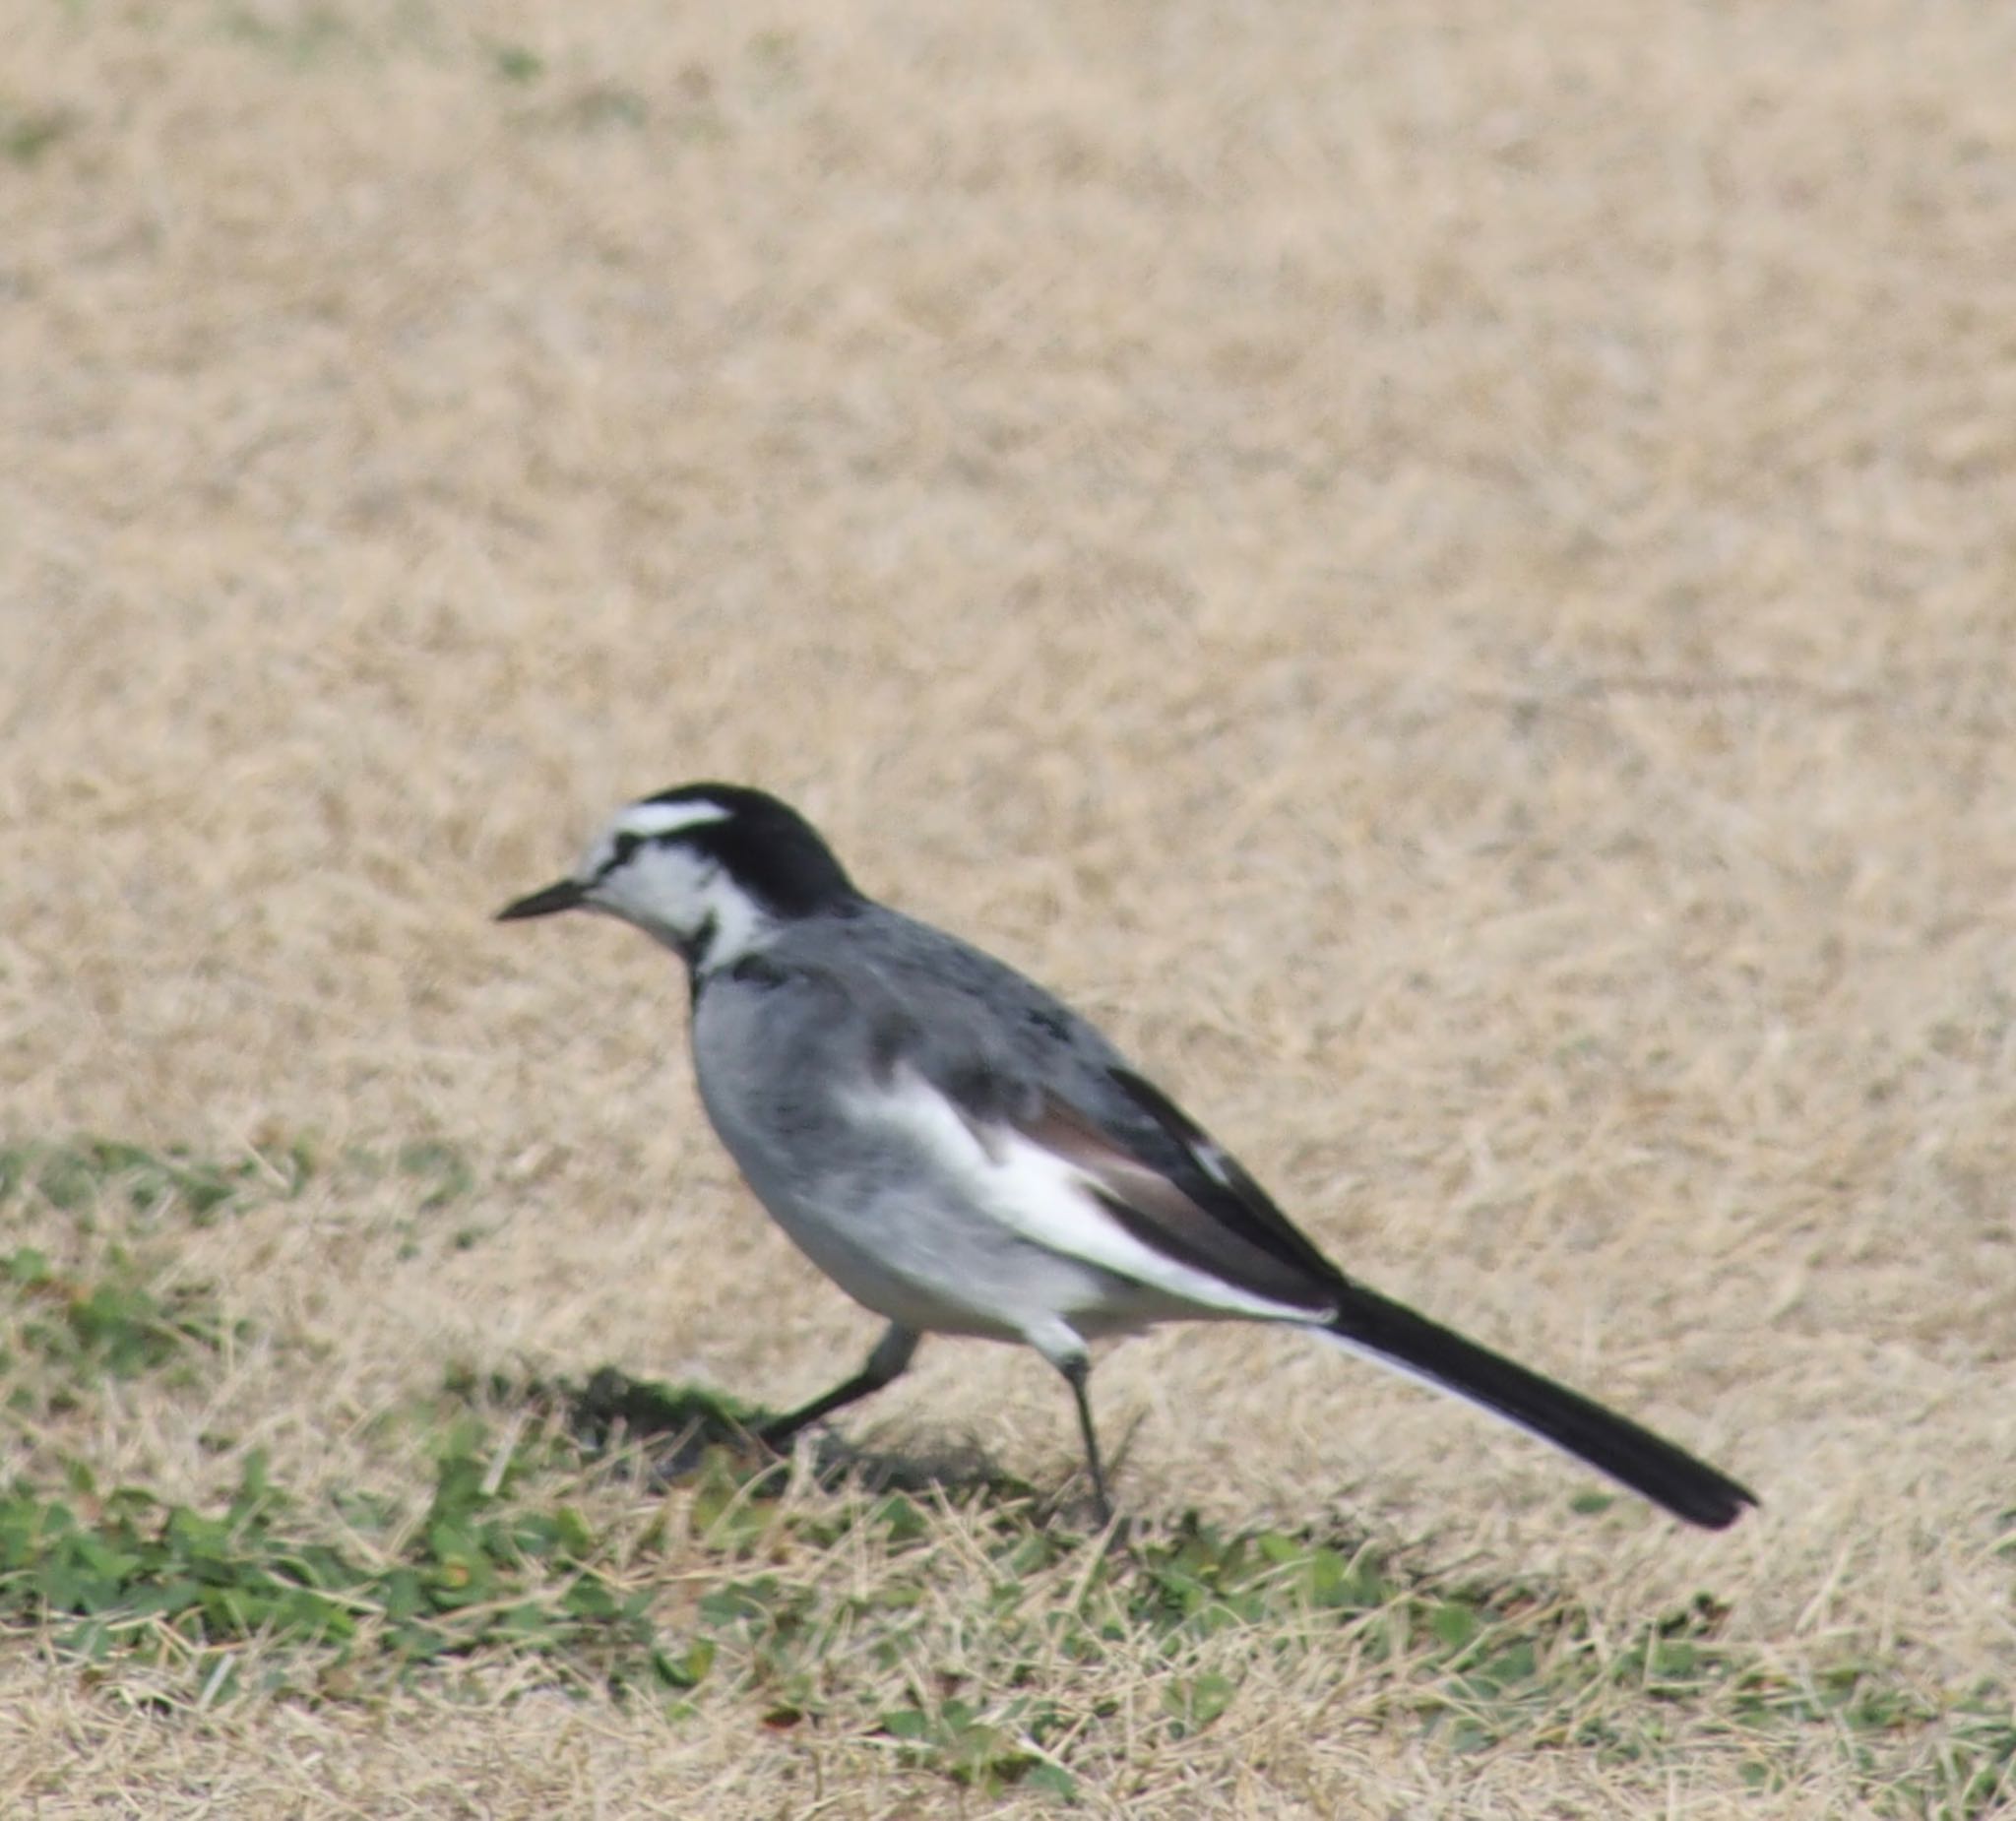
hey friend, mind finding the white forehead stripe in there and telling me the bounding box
[617,798,732,839]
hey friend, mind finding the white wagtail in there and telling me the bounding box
[499,784,1755,1530]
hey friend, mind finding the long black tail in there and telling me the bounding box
[1319,1285,1756,1529]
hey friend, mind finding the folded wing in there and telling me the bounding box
[1017,1072,1344,1317]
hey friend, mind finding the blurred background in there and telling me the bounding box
[4,1,2014,1810]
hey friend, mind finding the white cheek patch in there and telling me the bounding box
[591,843,776,969]
[687,862,771,967]
[608,843,716,917]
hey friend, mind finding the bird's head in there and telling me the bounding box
[496,783,860,972]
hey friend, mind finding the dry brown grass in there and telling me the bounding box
[5,0,2016,1812]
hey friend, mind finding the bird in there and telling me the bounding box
[497,783,1756,1532]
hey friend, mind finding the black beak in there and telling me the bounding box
[495,878,589,921]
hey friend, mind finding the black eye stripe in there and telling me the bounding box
[595,831,645,881]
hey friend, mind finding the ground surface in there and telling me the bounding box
[4,1,2015,1815]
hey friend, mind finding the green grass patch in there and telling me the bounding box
[2,1244,250,1413]
[1,101,74,165]
[1,1138,2010,1810]
[1,1377,2009,1809]
[0,1137,302,1225]
[213,3,359,66]
[0,1133,473,1235]
[485,41,544,86]
[0,1438,663,1707]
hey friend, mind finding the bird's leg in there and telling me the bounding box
[1059,1353,1114,1529]
[759,1323,919,1447]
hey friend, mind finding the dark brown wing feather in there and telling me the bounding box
[1019,1082,1344,1315]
